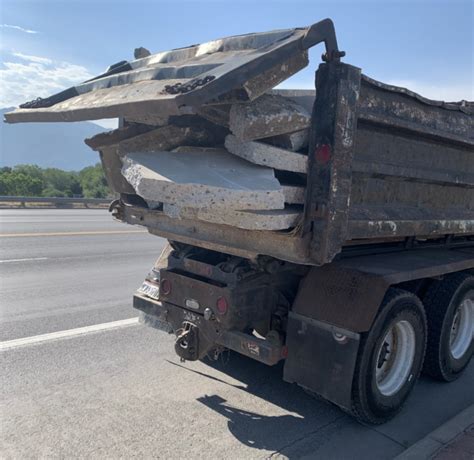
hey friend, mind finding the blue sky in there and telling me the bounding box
[1,0,472,125]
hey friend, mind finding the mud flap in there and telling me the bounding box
[283,311,360,411]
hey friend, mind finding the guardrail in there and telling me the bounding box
[0,196,111,208]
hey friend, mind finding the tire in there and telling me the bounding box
[351,289,427,424]
[422,273,474,382]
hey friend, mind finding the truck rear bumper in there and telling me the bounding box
[134,294,173,334]
[133,293,285,365]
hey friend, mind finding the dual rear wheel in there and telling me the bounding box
[423,273,474,382]
[351,273,473,424]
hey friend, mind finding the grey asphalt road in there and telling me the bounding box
[1,209,473,459]
[0,209,162,340]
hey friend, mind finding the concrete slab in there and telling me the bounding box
[121,148,285,211]
[118,124,216,154]
[282,185,305,204]
[85,124,154,151]
[225,134,308,173]
[163,203,301,230]
[265,129,309,151]
[240,51,309,101]
[124,113,169,126]
[99,147,135,195]
[206,52,309,106]
[197,104,231,127]
[85,122,216,153]
[270,89,316,113]
[229,93,311,141]
[171,146,221,153]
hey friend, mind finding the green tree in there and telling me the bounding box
[0,163,110,198]
[0,172,10,195]
[79,164,110,198]
[42,187,67,197]
[42,168,81,197]
[0,170,43,196]
[14,164,44,182]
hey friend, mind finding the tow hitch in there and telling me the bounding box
[175,322,200,361]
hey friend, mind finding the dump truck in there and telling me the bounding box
[5,19,474,424]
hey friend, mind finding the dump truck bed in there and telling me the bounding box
[112,69,474,265]
[5,21,474,266]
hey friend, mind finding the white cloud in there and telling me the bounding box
[11,52,52,65]
[1,24,38,34]
[0,52,93,108]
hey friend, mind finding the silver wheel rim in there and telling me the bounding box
[375,320,416,396]
[449,294,474,360]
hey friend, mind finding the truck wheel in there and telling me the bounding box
[352,289,427,424]
[422,273,474,382]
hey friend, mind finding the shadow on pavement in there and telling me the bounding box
[198,394,316,451]
[168,351,474,458]
[170,352,347,456]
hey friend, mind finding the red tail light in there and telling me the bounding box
[161,279,172,296]
[216,296,228,315]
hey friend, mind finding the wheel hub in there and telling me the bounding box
[449,295,474,360]
[377,341,391,368]
[375,320,416,396]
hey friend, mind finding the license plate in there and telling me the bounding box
[138,281,160,300]
[139,313,173,333]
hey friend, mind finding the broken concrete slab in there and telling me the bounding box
[225,135,308,173]
[99,146,136,194]
[121,148,285,211]
[167,114,229,144]
[264,129,309,151]
[163,203,301,231]
[118,125,212,154]
[85,114,226,152]
[269,89,316,113]
[172,146,222,153]
[229,93,311,141]
[242,52,309,101]
[172,149,308,205]
[282,185,305,204]
[208,52,309,105]
[103,115,228,155]
[196,104,231,127]
[124,113,169,126]
[85,124,154,151]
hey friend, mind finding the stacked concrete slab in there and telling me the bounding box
[87,90,311,231]
[121,149,285,211]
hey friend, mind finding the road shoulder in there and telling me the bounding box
[395,403,474,459]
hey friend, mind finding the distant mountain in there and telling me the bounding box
[0,108,109,171]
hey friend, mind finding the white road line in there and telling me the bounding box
[0,257,49,263]
[0,317,139,351]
